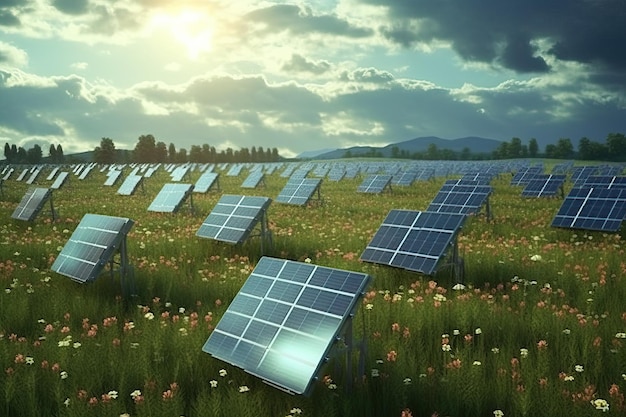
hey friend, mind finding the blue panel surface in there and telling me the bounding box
[551,187,626,232]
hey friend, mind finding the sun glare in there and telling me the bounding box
[151,10,214,60]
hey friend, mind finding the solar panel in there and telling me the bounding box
[46,167,60,181]
[194,172,220,193]
[104,170,123,186]
[148,183,194,213]
[78,165,94,180]
[510,167,542,186]
[521,174,566,197]
[582,176,626,190]
[392,172,417,186]
[196,195,271,244]
[227,164,244,176]
[11,188,53,221]
[357,174,393,193]
[50,172,69,190]
[551,187,626,232]
[241,171,265,188]
[275,178,322,206]
[51,214,134,283]
[202,256,371,395]
[16,169,28,182]
[571,166,598,187]
[26,168,42,185]
[427,180,492,216]
[117,174,143,195]
[360,210,466,275]
[2,168,14,181]
[327,168,346,181]
[171,166,190,182]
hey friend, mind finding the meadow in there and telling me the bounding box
[1,160,625,417]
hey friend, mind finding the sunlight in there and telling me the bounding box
[150,10,214,60]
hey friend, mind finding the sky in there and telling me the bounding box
[0,0,625,159]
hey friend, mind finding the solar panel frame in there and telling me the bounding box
[202,256,371,395]
[361,210,466,275]
[11,187,53,221]
[46,167,60,181]
[427,181,492,215]
[193,172,220,193]
[241,171,265,188]
[582,176,626,190]
[50,172,69,190]
[521,174,566,197]
[148,183,194,213]
[117,174,143,195]
[551,187,626,232]
[196,195,272,244]
[51,213,134,283]
[104,170,123,186]
[275,178,322,206]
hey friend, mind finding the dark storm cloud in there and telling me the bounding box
[362,0,626,76]
[245,4,373,38]
[282,54,331,75]
[52,0,90,15]
[88,4,144,35]
[0,10,20,26]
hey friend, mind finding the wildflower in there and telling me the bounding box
[60,371,68,379]
[304,257,311,263]
[452,283,466,291]
[520,348,529,358]
[209,380,218,388]
[442,344,451,352]
[591,398,610,412]
[387,350,397,362]
[64,398,70,407]
[401,408,413,417]
[290,408,302,414]
[365,303,374,310]
[73,342,81,349]
[491,347,500,354]
[25,357,34,365]
[130,390,142,399]
[108,391,118,399]
[453,329,460,336]
[403,377,412,385]
[473,361,482,366]
[575,365,584,373]
[475,328,482,335]
[563,328,571,335]
[537,340,548,350]
[530,254,542,262]
[219,369,227,377]
[238,385,250,393]
[615,332,626,339]
[371,369,380,377]
[144,312,154,320]
[494,410,504,417]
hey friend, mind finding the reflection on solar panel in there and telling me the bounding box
[275,178,322,206]
[392,172,417,186]
[521,175,566,197]
[510,167,543,186]
[202,256,371,395]
[360,210,466,275]
[117,174,143,195]
[11,188,54,221]
[227,164,244,176]
[26,168,42,185]
[104,170,122,186]
[51,213,134,283]
[2,168,14,181]
[241,171,265,188]
[327,168,345,181]
[16,169,28,181]
[196,195,271,244]
[357,174,393,193]
[583,176,626,190]
[50,172,69,190]
[571,166,598,187]
[551,187,626,232]
[148,183,194,213]
[427,180,492,216]
[171,166,190,181]
[78,165,94,180]
[193,172,220,193]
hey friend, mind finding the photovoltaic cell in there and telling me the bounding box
[427,180,492,215]
[11,187,53,221]
[148,183,194,212]
[50,172,69,190]
[171,166,190,181]
[202,256,371,395]
[392,172,417,186]
[510,167,543,186]
[104,170,122,186]
[196,195,272,244]
[117,174,143,195]
[357,174,392,193]
[582,176,626,190]
[51,213,134,283]
[360,210,466,275]
[521,174,566,197]
[275,178,322,206]
[551,187,626,232]
[241,171,264,188]
[227,164,244,176]
[193,172,219,193]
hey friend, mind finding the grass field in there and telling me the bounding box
[1,160,625,417]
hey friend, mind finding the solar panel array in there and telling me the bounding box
[11,188,53,221]
[117,174,143,195]
[202,256,371,395]
[427,180,492,215]
[275,178,322,206]
[46,167,60,181]
[196,195,271,244]
[148,183,194,213]
[194,172,220,193]
[51,214,135,283]
[171,166,190,182]
[582,176,626,190]
[360,210,466,275]
[521,174,566,197]
[104,170,122,186]
[26,168,42,185]
[510,167,543,186]
[551,187,626,232]
[227,164,244,176]
[391,172,416,186]
[357,174,393,193]
[241,171,265,188]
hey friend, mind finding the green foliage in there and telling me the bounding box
[1,163,626,417]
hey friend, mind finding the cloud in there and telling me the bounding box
[52,0,90,16]
[282,54,331,75]
[0,41,28,67]
[0,10,20,27]
[361,0,626,83]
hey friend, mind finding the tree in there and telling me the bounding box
[189,145,202,162]
[528,138,538,157]
[48,144,57,163]
[460,147,471,160]
[555,138,574,159]
[606,133,626,161]
[94,137,116,164]
[544,144,556,158]
[26,144,43,164]
[426,143,439,160]
[168,143,177,163]
[133,134,157,163]
[4,143,12,162]
[155,141,168,162]
[271,148,279,161]
[493,142,510,159]
[509,137,522,158]
[176,148,187,163]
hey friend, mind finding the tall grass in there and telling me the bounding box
[1,162,625,416]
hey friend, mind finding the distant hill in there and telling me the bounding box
[296,148,338,159]
[313,136,503,160]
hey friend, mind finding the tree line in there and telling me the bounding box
[3,143,64,164]
[94,135,281,164]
